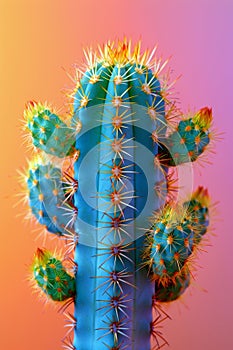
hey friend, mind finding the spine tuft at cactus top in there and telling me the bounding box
[21,39,214,350]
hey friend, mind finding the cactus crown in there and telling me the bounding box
[84,39,158,68]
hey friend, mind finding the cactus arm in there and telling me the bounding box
[145,186,210,302]
[158,107,212,166]
[32,248,75,301]
[26,157,76,235]
[24,101,75,157]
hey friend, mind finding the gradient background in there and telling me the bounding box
[1,1,232,349]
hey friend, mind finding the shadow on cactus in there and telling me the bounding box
[20,39,215,350]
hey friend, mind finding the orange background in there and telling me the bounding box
[0,1,232,349]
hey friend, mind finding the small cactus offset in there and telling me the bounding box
[32,248,76,301]
[21,39,214,350]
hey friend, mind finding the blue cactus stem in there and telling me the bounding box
[72,58,166,349]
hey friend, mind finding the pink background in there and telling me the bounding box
[0,0,232,349]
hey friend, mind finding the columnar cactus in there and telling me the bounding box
[22,40,213,350]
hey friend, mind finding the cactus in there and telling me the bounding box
[21,39,213,350]
[32,248,76,301]
[158,107,212,166]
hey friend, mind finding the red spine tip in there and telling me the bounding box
[25,100,37,110]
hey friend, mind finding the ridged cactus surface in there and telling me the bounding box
[21,40,213,350]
